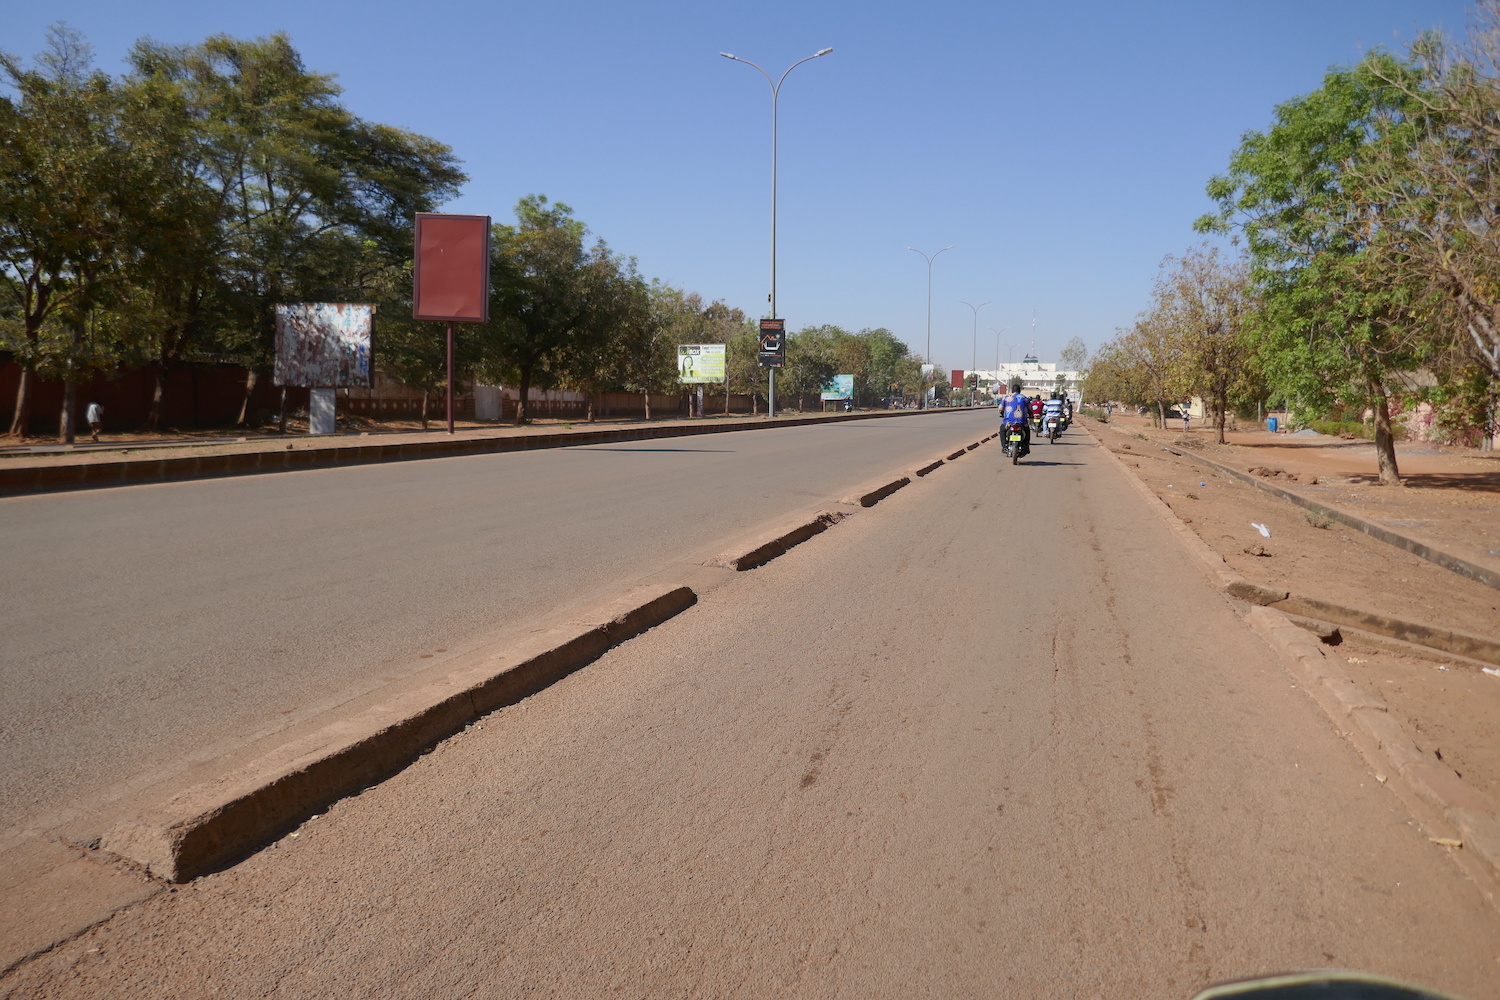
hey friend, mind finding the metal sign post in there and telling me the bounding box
[413,213,491,434]
[758,319,785,417]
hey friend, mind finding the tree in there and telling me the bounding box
[1356,6,1500,448]
[0,25,129,437]
[1197,54,1429,483]
[1160,245,1256,444]
[1058,336,1089,374]
[125,33,464,429]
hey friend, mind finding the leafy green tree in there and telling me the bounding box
[126,32,464,428]
[1197,54,1429,482]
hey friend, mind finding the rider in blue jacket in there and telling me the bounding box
[999,380,1031,457]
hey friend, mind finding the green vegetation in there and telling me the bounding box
[1090,2,1500,477]
[1,25,925,434]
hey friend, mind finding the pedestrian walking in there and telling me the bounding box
[1181,405,1191,433]
[86,401,104,442]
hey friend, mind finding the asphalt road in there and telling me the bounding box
[0,411,991,837]
[4,430,1497,998]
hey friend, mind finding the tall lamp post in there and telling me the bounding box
[960,300,989,406]
[722,47,833,418]
[991,327,1007,400]
[907,245,954,408]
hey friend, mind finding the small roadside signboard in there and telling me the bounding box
[758,319,785,368]
[678,344,726,383]
[821,374,854,400]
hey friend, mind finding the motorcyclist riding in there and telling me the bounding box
[1029,394,1044,433]
[1000,380,1031,459]
[1043,392,1065,440]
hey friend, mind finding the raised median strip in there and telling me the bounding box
[0,406,977,498]
[911,459,944,477]
[707,511,849,572]
[840,475,912,508]
[98,584,696,882]
[1160,443,1500,592]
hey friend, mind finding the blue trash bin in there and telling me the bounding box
[1267,416,1278,433]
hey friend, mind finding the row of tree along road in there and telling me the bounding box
[1,27,938,438]
[1085,1,1500,483]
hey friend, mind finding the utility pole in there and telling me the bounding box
[722,47,833,419]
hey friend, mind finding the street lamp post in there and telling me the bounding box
[906,245,954,408]
[991,327,1007,400]
[960,300,989,406]
[722,47,833,419]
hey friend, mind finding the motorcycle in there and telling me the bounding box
[1002,423,1026,464]
[1045,415,1061,443]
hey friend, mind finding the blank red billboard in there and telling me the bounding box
[951,369,964,389]
[413,213,491,323]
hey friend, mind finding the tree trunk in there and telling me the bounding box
[515,365,532,425]
[643,390,651,421]
[279,387,289,434]
[60,321,84,444]
[587,391,596,423]
[1215,392,1227,445]
[1483,385,1497,452]
[60,379,76,443]
[236,369,258,427]
[421,389,429,431]
[1155,398,1166,429]
[146,366,168,432]
[1370,380,1401,485]
[8,367,34,438]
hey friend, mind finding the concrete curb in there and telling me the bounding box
[707,511,849,572]
[1092,427,1500,664]
[946,447,968,461]
[1244,606,1500,883]
[1269,595,1500,668]
[1156,440,1500,592]
[0,407,977,499]
[1087,427,1287,605]
[98,585,697,882]
[910,459,944,477]
[840,476,912,508]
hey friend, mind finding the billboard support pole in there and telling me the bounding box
[446,321,455,435]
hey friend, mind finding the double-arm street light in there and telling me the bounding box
[721,47,833,418]
[906,245,954,408]
[960,300,989,406]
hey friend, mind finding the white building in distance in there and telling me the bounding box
[970,356,1084,401]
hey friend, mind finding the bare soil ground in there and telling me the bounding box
[1105,412,1500,581]
[1085,415,1500,810]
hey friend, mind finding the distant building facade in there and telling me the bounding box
[972,356,1084,402]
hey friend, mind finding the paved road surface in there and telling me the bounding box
[0,412,989,837]
[5,431,1496,998]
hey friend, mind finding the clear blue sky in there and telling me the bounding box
[1,0,1473,371]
